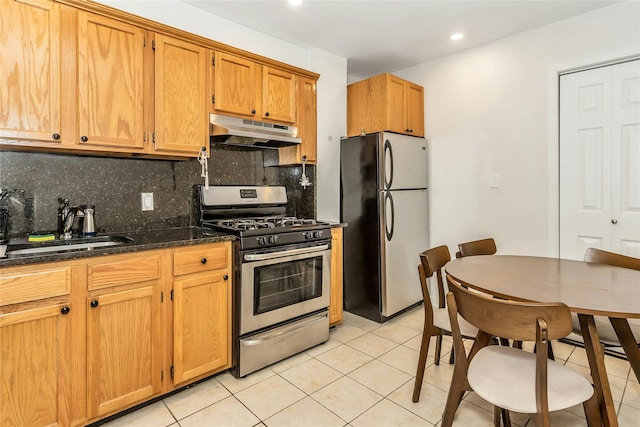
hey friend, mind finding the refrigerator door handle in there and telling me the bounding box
[384,139,393,190]
[384,192,394,241]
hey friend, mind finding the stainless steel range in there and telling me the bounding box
[197,185,331,377]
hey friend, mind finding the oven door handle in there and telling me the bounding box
[241,312,329,346]
[243,244,330,261]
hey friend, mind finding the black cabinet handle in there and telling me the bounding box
[81,135,88,142]
[60,306,70,315]
[90,300,99,308]
[223,274,229,280]
[265,112,270,117]
[52,133,61,140]
[251,109,256,114]
[201,257,207,264]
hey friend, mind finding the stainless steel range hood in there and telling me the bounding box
[210,114,301,148]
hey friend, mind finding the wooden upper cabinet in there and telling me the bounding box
[153,34,209,156]
[77,12,145,149]
[347,73,425,138]
[406,82,425,137]
[0,0,62,144]
[279,75,317,165]
[262,66,296,124]
[213,51,256,117]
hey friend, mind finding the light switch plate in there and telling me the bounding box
[489,173,500,188]
[141,192,154,211]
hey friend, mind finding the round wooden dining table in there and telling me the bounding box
[446,255,640,427]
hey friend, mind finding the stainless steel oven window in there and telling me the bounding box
[240,245,331,335]
[254,255,323,315]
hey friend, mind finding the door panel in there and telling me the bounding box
[381,133,428,190]
[381,189,428,316]
[560,59,640,259]
[611,60,640,257]
[77,12,144,149]
[0,0,61,142]
[560,67,612,260]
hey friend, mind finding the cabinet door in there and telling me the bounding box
[329,228,343,326]
[0,0,62,144]
[385,74,408,134]
[213,52,256,117]
[173,271,230,384]
[406,82,424,137]
[86,284,161,418]
[77,12,145,150]
[262,66,296,123]
[298,76,317,162]
[153,34,208,156]
[1,302,71,427]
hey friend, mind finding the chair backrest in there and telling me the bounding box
[445,274,572,342]
[456,238,497,259]
[584,248,640,271]
[419,245,451,308]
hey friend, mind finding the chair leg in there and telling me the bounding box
[435,334,443,366]
[499,337,510,347]
[493,407,511,427]
[412,332,432,403]
[583,392,602,427]
[448,346,455,365]
[512,340,522,349]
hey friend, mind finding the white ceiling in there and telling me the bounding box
[184,0,619,78]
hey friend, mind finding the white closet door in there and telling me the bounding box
[611,60,640,257]
[560,60,640,260]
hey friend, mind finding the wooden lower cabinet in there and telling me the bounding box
[173,271,230,384]
[0,240,233,426]
[329,227,344,326]
[86,282,162,418]
[0,301,72,427]
[172,242,232,386]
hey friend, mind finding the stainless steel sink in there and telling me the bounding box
[5,235,134,256]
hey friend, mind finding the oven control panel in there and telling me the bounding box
[244,229,330,249]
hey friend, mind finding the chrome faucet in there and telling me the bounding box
[58,198,87,240]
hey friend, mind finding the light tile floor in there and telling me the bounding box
[100,307,640,427]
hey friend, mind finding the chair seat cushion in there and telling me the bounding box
[433,307,478,338]
[571,314,640,346]
[468,346,593,413]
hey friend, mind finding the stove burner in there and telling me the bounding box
[214,216,317,231]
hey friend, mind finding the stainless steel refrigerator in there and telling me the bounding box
[340,132,428,322]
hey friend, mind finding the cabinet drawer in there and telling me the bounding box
[87,252,162,290]
[173,243,229,276]
[0,266,71,306]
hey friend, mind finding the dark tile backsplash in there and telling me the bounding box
[0,145,316,237]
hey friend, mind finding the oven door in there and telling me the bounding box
[239,241,331,335]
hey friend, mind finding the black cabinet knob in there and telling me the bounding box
[52,133,61,140]
[201,257,207,264]
[251,109,256,115]
[265,112,270,117]
[409,129,413,133]
[90,300,99,308]
[60,306,70,315]
[223,274,229,280]
[81,135,88,142]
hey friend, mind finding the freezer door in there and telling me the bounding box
[380,188,428,317]
[380,132,428,190]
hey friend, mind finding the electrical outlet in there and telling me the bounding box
[141,192,154,211]
[489,173,500,188]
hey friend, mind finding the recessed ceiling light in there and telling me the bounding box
[450,33,464,41]
[289,0,303,6]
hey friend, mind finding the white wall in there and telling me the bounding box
[97,0,347,221]
[394,1,640,258]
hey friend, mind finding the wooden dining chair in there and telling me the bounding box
[442,274,599,427]
[571,248,640,346]
[412,246,478,403]
[455,237,497,259]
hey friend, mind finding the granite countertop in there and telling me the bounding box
[0,227,235,267]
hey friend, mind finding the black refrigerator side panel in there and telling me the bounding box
[340,134,383,322]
